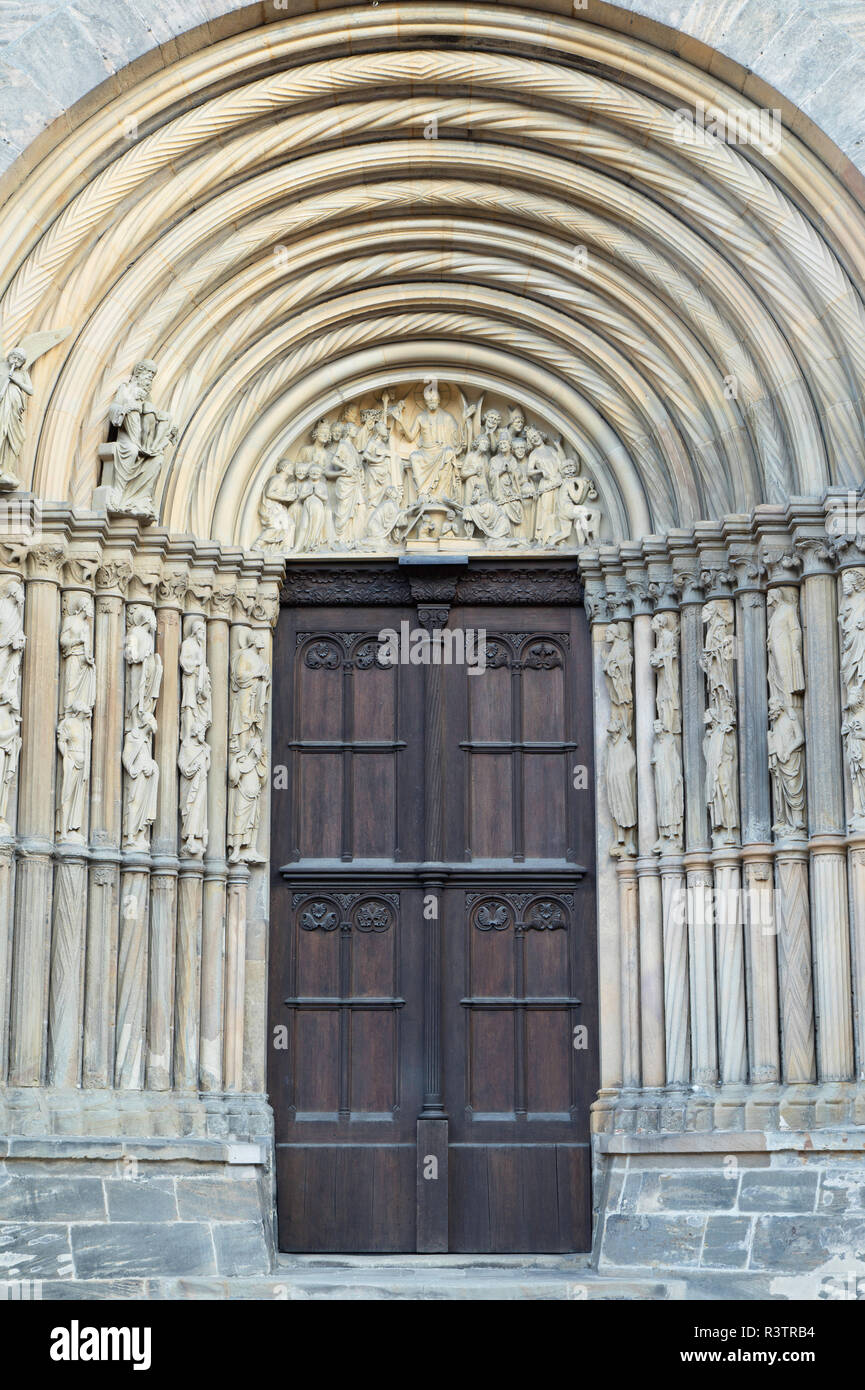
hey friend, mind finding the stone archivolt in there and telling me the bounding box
[2,8,865,545]
[253,383,600,556]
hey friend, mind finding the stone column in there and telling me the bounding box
[671,549,717,1085]
[174,570,213,1091]
[835,543,865,1079]
[224,575,271,1091]
[761,546,815,1084]
[146,563,187,1090]
[645,555,689,1091]
[8,533,67,1086]
[243,572,281,1093]
[622,553,664,1089]
[599,570,640,1090]
[48,538,100,1087]
[200,576,234,1093]
[730,545,778,1084]
[115,554,163,1089]
[581,567,622,1099]
[796,530,854,1081]
[0,545,26,1082]
[83,548,132,1088]
[698,563,747,1088]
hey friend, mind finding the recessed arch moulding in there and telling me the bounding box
[2,2,865,551]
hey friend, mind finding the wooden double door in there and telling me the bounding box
[268,567,597,1252]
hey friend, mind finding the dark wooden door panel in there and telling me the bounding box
[269,578,597,1253]
[449,1144,590,1253]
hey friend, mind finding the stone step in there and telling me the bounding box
[34,1268,683,1301]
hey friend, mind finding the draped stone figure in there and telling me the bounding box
[106,361,176,521]
[766,587,807,836]
[56,592,96,840]
[178,617,212,855]
[393,381,463,498]
[0,330,69,490]
[603,621,637,857]
[526,426,562,546]
[649,611,683,850]
[122,604,162,850]
[253,459,298,552]
[0,576,25,834]
[701,600,739,843]
[839,568,865,829]
[650,612,681,735]
[228,629,271,863]
[329,422,367,544]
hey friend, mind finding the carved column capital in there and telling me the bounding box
[25,540,67,584]
[793,533,837,577]
[95,556,133,598]
[208,580,236,619]
[761,548,802,588]
[156,567,189,609]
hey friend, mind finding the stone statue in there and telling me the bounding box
[839,568,865,830]
[0,576,25,834]
[253,459,298,552]
[526,426,562,546]
[0,330,69,490]
[649,611,683,851]
[393,380,463,498]
[122,604,162,850]
[178,617,212,855]
[650,612,681,735]
[603,621,637,857]
[329,421,367,544]
[766,587,807,836]
[701,600,739,843]
[652,721,684,849]
[463,482,517,545]
[105,360,176,521]
[228,629,271,863]
[56,592,96,840]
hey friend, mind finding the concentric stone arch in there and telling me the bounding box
[2,1,865,544]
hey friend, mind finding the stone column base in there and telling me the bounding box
[592,1120,865,1289]
[0,1089,275,1285]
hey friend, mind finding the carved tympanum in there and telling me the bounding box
[253,381,601,557]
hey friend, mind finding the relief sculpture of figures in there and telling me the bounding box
[766,587,807,836]
[649,611,683,851]
[0,576,25,834]
[251,381,601,557]
[227,629,270,863]
[0,330,70,490]
[701,599,739,844]
[839,568,865,831]
[103,360,176,522]
[178,617,212,856]
[122,604,162,850]
[603,621,637,857]
[56,592,96,840]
